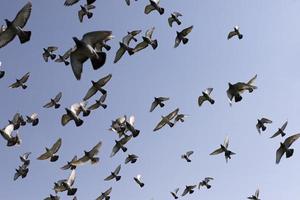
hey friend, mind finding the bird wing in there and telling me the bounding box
[205,88,213,95]
[281,121,288,131]
[63,48,72,59]
[198,96,207,106]
[150,100,158,112]
[130,30,142,36]
[54,92,62,102]
[70,48,88,80]
[276,146,284,164]
[256,123,261,134]
[284,133,300,147]
[186,151,194,156]
[104,187,112,195]
[110,144,120,157]
[0,28,17,48]
[64,0,80,6]
[133,41,148,53]
[181,26,193,36]
[261,118,272,124]
[96,74,112,86]
[61,114,72,126]
[37,150,52,160]
[247,74,257,85]
[88,102,100,110]
[125,0,130,5]
[174,12,182,17]
[104,174,114,181]
[83,85,97,101]
[12,2,32,28]
[89,141,102,156]
[144,4,155,14]
[78,9,84,23]
[153,118,167,131]
[181,188,188,196]
[166,108,179,120]
[82,31,113,47]
[174,36,181,48]
[50,138,62,154]
[227,30,237,39]
[67,170,76,186]
[99,93,107,103]
[20,72,30,83]
[146,27,155,38]
[71,155,89,166]
[270,130,281,138]
[47,46,58,52]
[255,189,259,198]
[114,45,126,63]
[224,136,229,149]
[114,164,121,174]
[210,147,224,155]
[168,17,174,27]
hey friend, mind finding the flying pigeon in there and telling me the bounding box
[125,0,138,6]
[174,26,193,48]
[133,27,158,53]
[174,113,188,124]
[64,0,96,6]
[61,101,89,127]
[170,188,179,199]
[144,0,164,15]
[53,170,77,196]
[78,4,95,23]
[110,134,132,157]
[20,152,31,166]
[270,121,288,138]
[276,133,300,164]
[256,117,272,134]
[43,92,62,109]
[150,97,169,112]
[26,113,39,126]
[181,151,193,162]
[61,156,77,170]
[55,48,72,66]
[125,154,138,164]
[153,108,179,131]
[0,1,32,48]
[14,164,29,181]
[43,46,58,62]
[181,185,197,196]
[9,72,30,89]
[247,189,260,200]
[70,141,102,166]
[88,93,107,111]
[37,138,62,162]
[198,88,215,106]
[198,177,214,189]
[134,174,145,188]
[9,113,26,130]
[168,12,182,27]
[0,124,21,146]
[227,26,243,40]
[83,74,112,101]
[210,136,235,162]
[96,187,112,200]
[104,164,122,181]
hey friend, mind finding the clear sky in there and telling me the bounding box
[1,0,300,199]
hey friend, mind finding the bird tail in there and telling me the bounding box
[121,146,127,152]
[54,103,60,109]
[286,148,294,158]
[206,184,211,189]
[22,85,27,89]
[67,188,77,196]
[151,40,158,49]
[64,61,70,66]
[159,103,165,107]
[50,54,56,60]
[75,118,84,127]
[281,132,286,137]
[18,30,31,44]
[168,122,174,127]
[238,34,243,39]
[262,125,266,131]
[82,109,91,117]
[116,176,121,181]
[140,182,145,187]
[209,99,215,104]
[50,155,59,162]
[91,52,106,70]
[32,118,39,126]
[182,38,189,44]
[91,157,99,164]
[159,7,165,15]
[104,44,111,51]
[101,104,108,109]
[87,12,93,19]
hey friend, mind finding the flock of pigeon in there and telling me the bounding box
[0,0,299,200]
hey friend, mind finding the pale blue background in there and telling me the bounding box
[1,0,300,199]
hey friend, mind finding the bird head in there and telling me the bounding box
[4,19,12,26]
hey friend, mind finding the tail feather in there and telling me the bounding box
[182,38,189,44]
[75,118,83,127]
[22,85,27,89]
[50,155,59,162]
[18,30,31,44]
[286,149,294,158]
[87,12,93,19]
[91,52,106,70]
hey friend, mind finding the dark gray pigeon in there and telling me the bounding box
[256,117,272,134]
[61,101,89,127]
[88,93,107,111]
[61,156,77,170]
[170,188,179,199]
[96,187,112,200]
[198,177,214,189]
[270,121,288,138]
[125,0,138,6]
[174,26,193,48]
[153,108,179,131]
[55,48,72,66]
[144,0,164,15]
[110,134,132,157]
[20,152,31,166]
[70,141,102,166]
[9,72,30,89]
[150,97,169,112]
[227,26,243,40]
[276,133,300,164]
[134,174,144,188]
[0,2,32,48]
[64,0,96,6]
[43,46,58,62]
[125,154,138,164]
[26,113,39,126]
[37,138,62,162]
[181,185,197,196]
[181,151,193,162]
[78,4,95,23]
[133,27,158,53]
[9,113,26,130]
[168,12,182,27]
[210,136,235,163]
[83,74,112,101]
[43,92,62,109]
[53,170,77,196]
[104,164,122,181]
[198,88,215,106]
[14,164,29,181]
[247,189,260,200]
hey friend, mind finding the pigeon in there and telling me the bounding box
[9,113,26,130]
[125,154,138,164]
[26,113,39,126]
[0,61,5,79]
[70,31,113,80]
[247,189,260,200]
[210,136,235,162]
[198,177,214,189]
[181,185,197,196]
[0,2,32,48]
[170,188,179,199]
[174,113,188,124]
[96,187,112,200]
[181,151,193,162]
[9,72,30,89]
[44,194,60,200]
[55,48,72,66]
[70,141,102,166]
[43,92,62,109]
[198,88,215,106]
[14,164,29,181]
[78,4,95,23]
[61,101,89,127]
[134,174,144,188]
[64,0,96,6]
[88,93,107,111]
[110,134,132,157]
[0,124,21,147]
[37,138,62,162]
[133,27,158,53]
[125,0,138,6]
[83,74,112,101]
[144,0,164,15]
[43,47,58,62]
[150,97,169,112]
[109,115,139,138]
[104,164,122,181]
[53,170,77,196]
[20,152,31,166]
[174,26,193,48]
[153,108,179,131]
[226,74,257,105]
[168,12,182,27]
[61,156,77,170]
[270,121,288,138]
[227,26,243,40]
[256,117,272,134]
[276,133,300,164]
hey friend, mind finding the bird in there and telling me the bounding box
[53,170,77,196]
[44,194,60,200]
[133,27,158,53]
[78,4,95,23]
[70,31,113,80]
[0,1,32,48]
[149,97,169,112]
[125,0,138,6]
[168,12,182,27]
[61,156,77,170]
[26,113,39,126]
[104,164,122,181]
[198,177,214,189]
[43,92,62,109]
[109,115,139,138]
[88,93,107,111]
[270,121,288,138]
[61,101,89,127]
[96,187,112,200]
[110,134,132,157]
[37,138,62,162]
[0,124,21,147]
[64,0,96,6]
[181,185,197,196]
[83,74,112,101]
[134,174,145,188]
[153,108,179,131]
[226,74,257,106]
[43,46,58,62]
[9,72,30,89]
[20,152,31,166]
[170,188,179,199]
[8,113,26,130]
[227,26,243,40]
[256,117,272,134]
[14,164,29,181]
[144,0,164,15]
[125,154,138,164]
[181,151,193,162]
[247,189,260,200]
[198,88,215,106]
[55,48,72,66]
[0,61,5,79]
[174,26,193,48]
[70,141,102,166]
[276,133,300,164]
[210,136,236,163]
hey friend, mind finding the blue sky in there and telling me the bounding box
[1,0,300,199]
